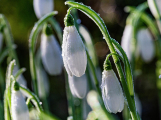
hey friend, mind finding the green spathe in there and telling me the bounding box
[64,14,74,27]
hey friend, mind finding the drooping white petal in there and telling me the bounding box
[121,25,133,60]
[62,26,87,77]
[68,74,87,99]
[41,34,63,75]
[0,32,3,53]
[148,0,161,19]
[101,70,124,113]
[33,0,54,19]
[13,66,27,88]
[11,90,30,120]
[37,66,49,98]
[137,28,155,62]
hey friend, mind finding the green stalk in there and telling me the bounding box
[0,14,19,66]
[4,90,10,120]
[152,0,161,33]
[19,86,43,113]
[29,11,58,96]
[65,2,139,119]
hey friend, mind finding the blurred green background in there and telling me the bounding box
[0,0,158,120]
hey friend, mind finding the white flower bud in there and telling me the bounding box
[62,26,87,77]
[41,34,63,75]
[101,70,124,113]
[0,32,3,53]
[37,66,49,98]
[11,90,30,120]
[13,66,27,88]
[121,25,133,60]
[148,0,161,19]
[33,0,54,19]
[68,74,87,99]
[137,28,155,62]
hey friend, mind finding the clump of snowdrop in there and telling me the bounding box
[68,74,87,99]
[0,32,3,53]
[13,65,27,88]
[148,0,161,19]
[101,59,124,113]
[62,14,87,77]
[41,25,63,75]
[33,0,54,19]
[137,28,155,62]
[11,82,30,120]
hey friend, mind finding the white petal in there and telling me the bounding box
[37,66,49,98]
[33,0,54,19]
[101,70,124,113]
[41,34,63,75]
[148,0,161,18]
[11,90,30,120]
[137,28,155,62]
[0,32,3,53]
[13,66,27,88]
[121,25,133,60]
[68,74,87,99]
[62,26,87,77]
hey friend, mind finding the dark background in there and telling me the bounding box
[0,0,158,120]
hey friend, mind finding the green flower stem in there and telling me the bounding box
[0,47,9,64]
[14,68,26,80]
[6,60,15,108]
[86,50,101,96]
[19,86,43,113]
[152,0,161,33]
[4,90,10,120]
[0,14,19,66]
[29,11,58,96]
[65,2,139,119]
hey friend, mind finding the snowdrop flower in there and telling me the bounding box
[121,25,133,60]
[41,33,63,75]
[101,70,124,113]
[68,74,87,99]
[148,0,161,19]
[13,65,27,88]
[37,66,49,98]
[11,82,30,120]
[62,14,87,77]
[33,0,54,19]
[0,32,3,53]
[137,28,155,62]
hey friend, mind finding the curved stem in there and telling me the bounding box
[20,86,43,113]
[65,2,138,119]
[29,11,58,96]
[0,14,19,66]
